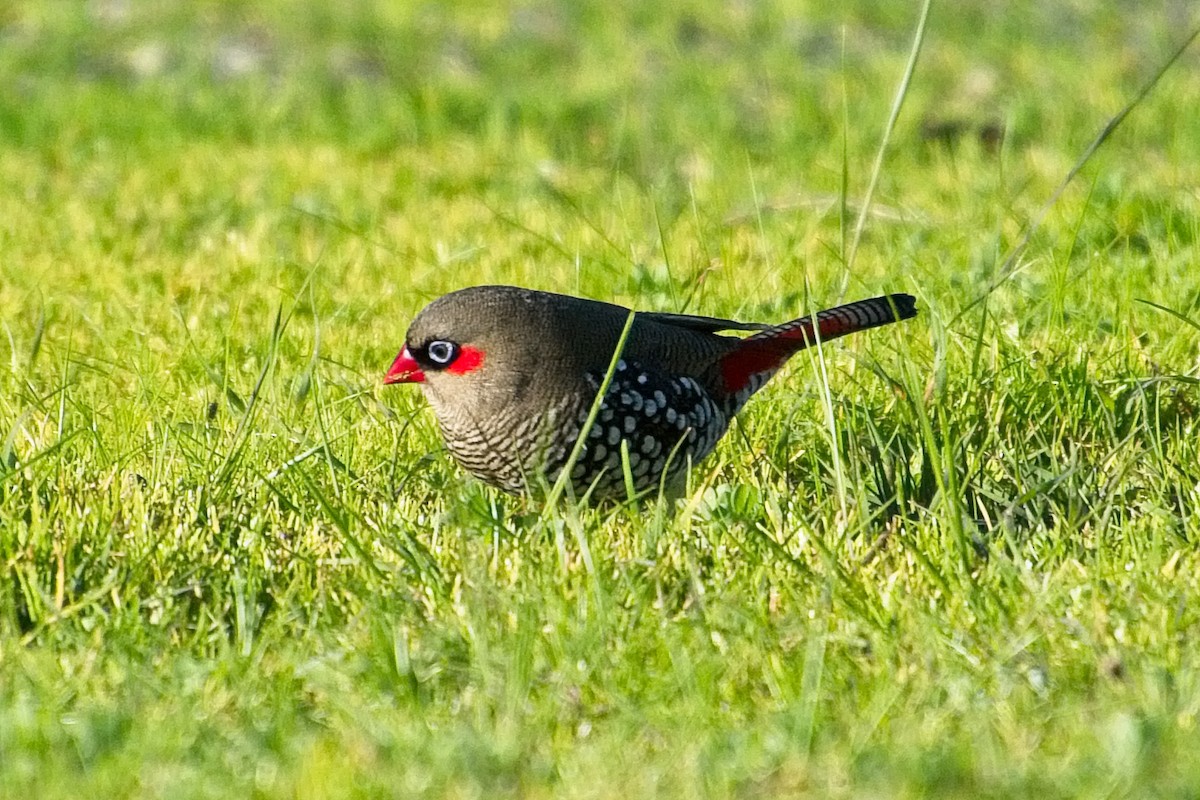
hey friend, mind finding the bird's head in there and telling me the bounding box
[384,287,500,387]
[384,285,600,425]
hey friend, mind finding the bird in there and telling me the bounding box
[384,285,916,501]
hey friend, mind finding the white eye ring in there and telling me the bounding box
[426,340,457,365]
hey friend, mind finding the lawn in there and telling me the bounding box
[2,1,1199,797]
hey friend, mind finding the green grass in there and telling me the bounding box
[3,1,1200,796]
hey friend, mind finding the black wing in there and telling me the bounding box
[637,311,769,335]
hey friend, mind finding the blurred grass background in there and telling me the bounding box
[2,1,1200,797]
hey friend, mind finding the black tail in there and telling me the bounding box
[718,294,917,392]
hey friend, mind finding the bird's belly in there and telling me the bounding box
[430,362,733,500]
[434,404,579,495]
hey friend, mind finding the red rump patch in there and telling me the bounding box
[448,345,485,375]
[720,340,791,393]
[720,315,857,392]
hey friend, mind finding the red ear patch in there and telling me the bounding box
[447,345,484,375]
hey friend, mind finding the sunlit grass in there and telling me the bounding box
[2,1,1200,797]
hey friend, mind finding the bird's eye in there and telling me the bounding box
[426,340,458,365]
